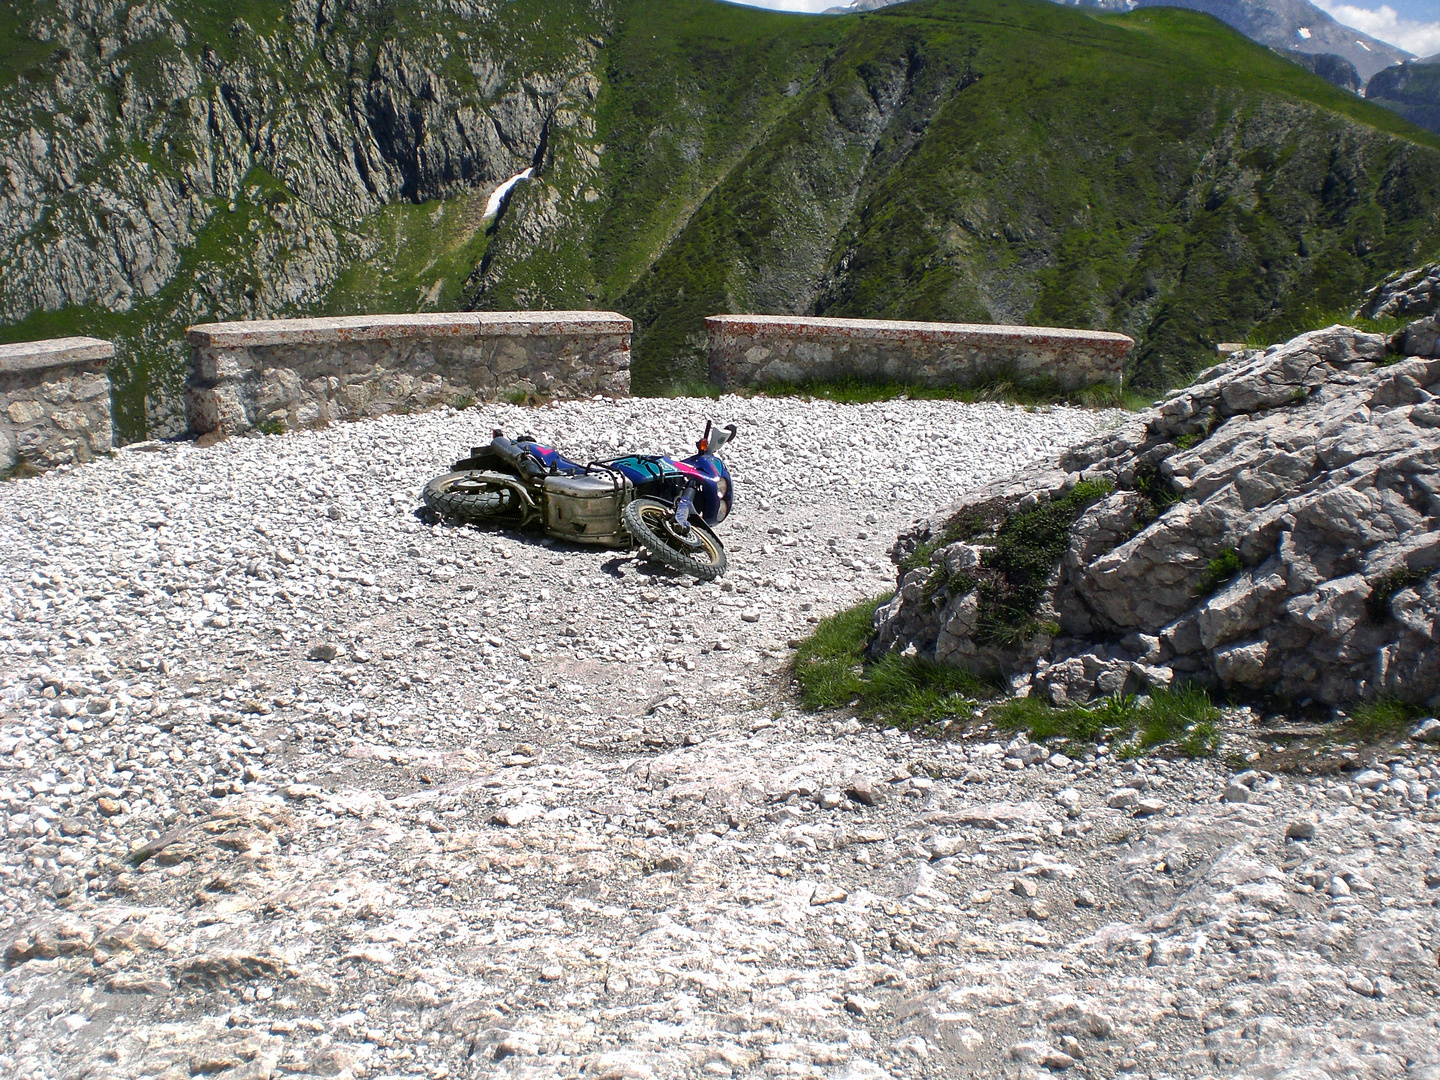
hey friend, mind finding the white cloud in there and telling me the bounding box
[1311,1,1440,58]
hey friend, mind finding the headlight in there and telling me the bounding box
[717,478,729,498]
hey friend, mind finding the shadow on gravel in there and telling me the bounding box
[413,504,695,583]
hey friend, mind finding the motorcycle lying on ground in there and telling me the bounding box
[422,421,737,580]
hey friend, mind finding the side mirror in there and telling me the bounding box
[707,423,736,452]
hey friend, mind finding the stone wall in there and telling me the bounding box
[0,338,114,470]
[707,315,1133,391]
[185,312,632,437]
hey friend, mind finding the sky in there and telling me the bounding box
[1311,1,1440,58]
[732,0,1440,60]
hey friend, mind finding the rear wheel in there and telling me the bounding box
[623,496,727,580]
[422,472,523,522]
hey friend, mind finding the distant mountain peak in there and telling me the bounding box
[827,0,1413,80]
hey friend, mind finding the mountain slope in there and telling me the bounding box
[2,0,1440,434]
[610,0,1440,390]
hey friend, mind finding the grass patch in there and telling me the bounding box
[792,596,995,728]
[452,395,476,411]
[256,418,286,436]
[991,684,1220,758]
[754,373,1153,411]
[1194,547,1243,598]
[1245,308,1413,349]
[1343,697,1428,741]
[1366,566,1432,622]
[2,458,43,481]
[792,595,1219,757]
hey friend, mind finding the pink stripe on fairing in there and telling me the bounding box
[673,461,703,478]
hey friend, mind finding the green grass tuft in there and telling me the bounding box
[972,481,1115,646]
[792,596,995,729]
[1366,567,1432,622]
[256,418,286,436]
[899,479,1116,646]
[992,684,1220,758]
[1344,697,1427,741]
[2,458,43,481]
[1195,548,1243,597]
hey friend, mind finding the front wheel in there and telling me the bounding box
[623,496,727,581]
[422,471,524,522]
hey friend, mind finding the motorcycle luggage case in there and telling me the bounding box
[543,473,632,547]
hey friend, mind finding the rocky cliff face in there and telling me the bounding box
[875,318,1440,709]
[1283,49,1362,93]
[0,0,604,433]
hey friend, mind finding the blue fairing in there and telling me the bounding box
[518,442,587,474]
[605,452,732,526]
[517,442,733,527]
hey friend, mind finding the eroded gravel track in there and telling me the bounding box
[1,397,1438,1080]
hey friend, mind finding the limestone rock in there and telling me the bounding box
[875,322,1440,708]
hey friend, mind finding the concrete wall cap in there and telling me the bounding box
[187,311,633,348]
[0,337,115,374]
[705,314,1134,351]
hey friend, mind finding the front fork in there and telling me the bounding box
[674,483,698,532]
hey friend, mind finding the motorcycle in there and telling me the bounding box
[422,420,737,580]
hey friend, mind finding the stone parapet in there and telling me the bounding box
[185,312,633,437]
[707,315,1133,391]
[0,337,114,470]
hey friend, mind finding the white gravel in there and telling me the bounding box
[1,396,1438,1080]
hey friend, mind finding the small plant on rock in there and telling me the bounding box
[1194,547,1243,597]
[1365,567,1431,623]
[1344,696,1427,741]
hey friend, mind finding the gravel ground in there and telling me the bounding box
[1,396,1438,1080]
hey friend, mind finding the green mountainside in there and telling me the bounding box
[2,0,1440,437]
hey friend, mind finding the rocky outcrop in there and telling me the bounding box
[1281,50,1362,93]
[874,321,1440,708]
[1359,263,1440,320]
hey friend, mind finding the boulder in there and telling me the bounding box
[874,322,1440,707]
